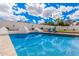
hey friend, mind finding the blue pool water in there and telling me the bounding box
[10,32,79,56]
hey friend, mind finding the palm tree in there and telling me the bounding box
[47,22,54,25]
[55,18,65,26]
[54,18,71,26]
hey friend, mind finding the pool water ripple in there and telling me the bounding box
[10,32,79,56]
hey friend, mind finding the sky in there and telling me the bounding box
[0,3,79,24]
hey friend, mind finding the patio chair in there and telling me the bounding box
[48,28,52,32]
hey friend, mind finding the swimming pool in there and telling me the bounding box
[9,32,79,56]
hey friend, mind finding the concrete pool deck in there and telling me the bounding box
[0,27,16,56]
[42,32,79,36]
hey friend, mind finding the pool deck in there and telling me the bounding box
[28,30,79,36]
[0,27,16,56]
[42,32,79,36]
[8,30,79,36]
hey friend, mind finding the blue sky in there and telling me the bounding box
[0,3,79,24]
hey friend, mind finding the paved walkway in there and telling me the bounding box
[0,27,16,56]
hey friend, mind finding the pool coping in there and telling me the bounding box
[7,31,79,36]
[43,32,79,36]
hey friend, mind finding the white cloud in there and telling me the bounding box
[51,6,77,19]
[68,10,79,20]
[26,3,45,16]
[74,6,79,9]
[33,20,36,23]
[0,3,16,21]
[13,3,79,22]
[41,7,56,19]
[26,4,74,20]
[26,3,63,19]
[0,3,28,21]
[15,15,29,21]
[41,7,63,19]
[58,6,73,12]
[13,7,26,14]
[38,19,45,24]
[52,11,63,19]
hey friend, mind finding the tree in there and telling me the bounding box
[55,18,65,26]
[47,22,54,25]
[54,18,71,26]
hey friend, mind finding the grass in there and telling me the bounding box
[58,30,65,32]
[58,29,75,33]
